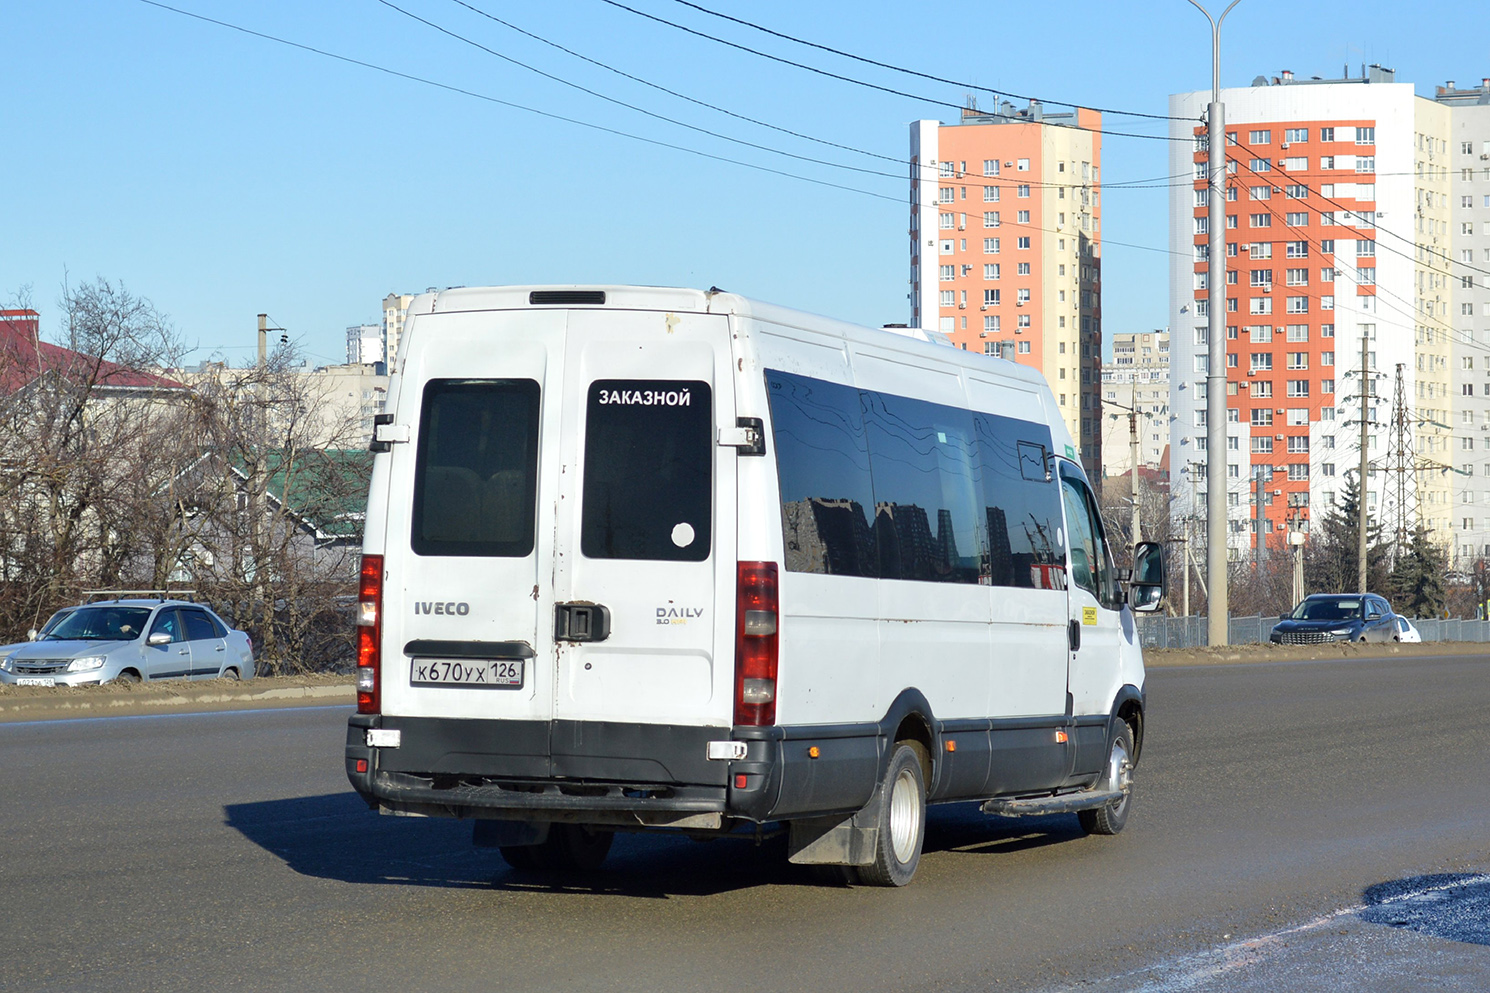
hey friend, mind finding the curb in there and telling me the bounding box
[0,682,354,720]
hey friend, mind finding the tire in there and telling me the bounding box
[114,670,142,685]
[221,667,241,681]
[497,844,538,871]
[504,824,614,872]
[1078,721,1135,836]
[854,742,927,887]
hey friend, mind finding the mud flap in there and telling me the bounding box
[785,784,882,866]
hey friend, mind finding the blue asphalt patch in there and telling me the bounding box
[1359,873,1490,946]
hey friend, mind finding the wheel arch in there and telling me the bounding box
[876,688,936,784]
[1111,683,1145,765]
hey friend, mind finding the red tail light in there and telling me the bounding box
[357,554,383,715]
[734,561,779,726]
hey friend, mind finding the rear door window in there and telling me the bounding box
[581,380,712,561]
[412,379,541,557]
[182,610,217,641]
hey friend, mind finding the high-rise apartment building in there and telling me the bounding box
[911,103,1104,471]
[1169,66,1461,560]
[1440,79,1490,566]
[383,292,415,366]
[1102,330,1170,477]
[345,324,384,366]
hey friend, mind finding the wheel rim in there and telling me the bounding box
[1107,739,1132,816]
[888,767,921,863]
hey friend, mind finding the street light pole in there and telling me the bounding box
[1188,0,1243,646]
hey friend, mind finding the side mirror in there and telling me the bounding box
[147,632,172,646]
[27,628,38,641]
[1127,540,1166,613]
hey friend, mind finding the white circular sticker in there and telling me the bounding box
[671,522,696,548]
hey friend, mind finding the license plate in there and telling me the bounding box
[16,677,56,687]
[410,658,523,689]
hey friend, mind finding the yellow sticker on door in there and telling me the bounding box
[1082,606,1098,626]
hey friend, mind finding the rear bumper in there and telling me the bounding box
[345,714,878,827]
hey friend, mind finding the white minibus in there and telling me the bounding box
[346,286,1166,886]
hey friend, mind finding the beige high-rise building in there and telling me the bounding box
[383,293,415,367]
[911,102,1103,473]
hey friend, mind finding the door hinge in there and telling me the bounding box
[370,414,409,453]
[718,416,766,456]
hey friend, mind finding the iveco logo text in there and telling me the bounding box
[657,606,704,625]
[414,601,470,616]
[597,388,691,406]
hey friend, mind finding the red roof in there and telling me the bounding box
[0,310,183,393]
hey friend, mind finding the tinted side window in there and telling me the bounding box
[413,380,540,557]
[205,613,228,638]
[581,380,712,561]
[975,415,1065,589]
[182,610,217,641]
[862,392,982,584]
[766,371,876,577]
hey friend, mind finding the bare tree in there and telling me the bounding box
[0,279,191,634]
[187,346,369,672]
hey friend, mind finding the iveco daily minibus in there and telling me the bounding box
[345,286,1165,887]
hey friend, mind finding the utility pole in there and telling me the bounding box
[1130,380,1141,547]
[1188,0,1244,646]
[1358,332,1371,594]
[1254,464,1268,573]
[1182,515,1191,616]
[1291,527,1304,606]
[257,313,268,368]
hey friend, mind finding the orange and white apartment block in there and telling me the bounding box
[911,103,1104,473]
[1166,65,1485,561]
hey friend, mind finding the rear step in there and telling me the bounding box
[980,789,1127,817]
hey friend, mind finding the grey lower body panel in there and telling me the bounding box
[344,709,1123,827]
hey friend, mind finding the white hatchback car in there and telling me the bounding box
[1392,616,1422,643]
[0,600,254,686]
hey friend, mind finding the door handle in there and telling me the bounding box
[1068,619,1081,651]
[215,645,225,652]
[555,603,611,642]
[177,649,190,655]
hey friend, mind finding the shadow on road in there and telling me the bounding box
[223,793,1089,898]
[1359,873,1490,945]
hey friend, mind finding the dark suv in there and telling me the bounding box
[1270,593,1397,644]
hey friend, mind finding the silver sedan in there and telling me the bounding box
[0,600,254,686]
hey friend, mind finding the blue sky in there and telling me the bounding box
[5,1,1488,367]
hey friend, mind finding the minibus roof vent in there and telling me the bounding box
[530,290,606,306]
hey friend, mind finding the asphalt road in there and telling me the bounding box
[3,654,1490,992]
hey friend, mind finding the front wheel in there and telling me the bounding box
[855,742,927,887]
[1078,721,1135,836]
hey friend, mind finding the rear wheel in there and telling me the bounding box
[854,742,927,887]
[502,824,614,872]
[221,667,241,681]
[1078,722,1134,836]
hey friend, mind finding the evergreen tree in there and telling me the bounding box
[1388,525,1448,618]
[1303,473,1391,596]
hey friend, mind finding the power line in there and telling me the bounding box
[665,0,1192,123]
[593,0,1193,143]
[133,0,904,203]
[443,0,903,167]
[376,0,903,181]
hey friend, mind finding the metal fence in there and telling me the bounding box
[1134,614,1490,649]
